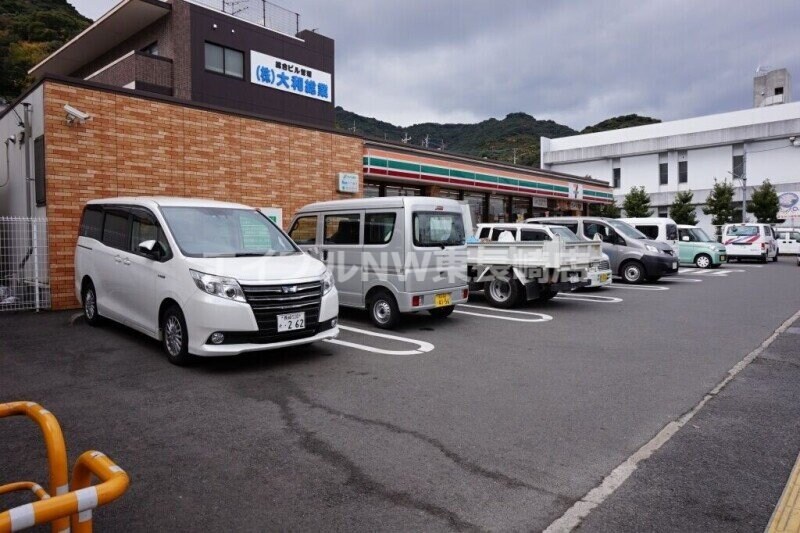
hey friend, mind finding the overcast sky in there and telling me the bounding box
[70,0,800,129]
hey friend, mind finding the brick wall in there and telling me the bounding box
[44,81,363,309]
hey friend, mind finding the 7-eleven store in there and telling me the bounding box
[362,142,614,224]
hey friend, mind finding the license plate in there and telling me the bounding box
[672,262,678,269]
[599,273,610,283]
[569,274,580,283]
[434,293,451,307]
[277,312,305,332]
[720,255,726,261]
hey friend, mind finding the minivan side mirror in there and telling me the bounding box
[139,240,162,259]
[307,245,320,258]
[681,235,690,242]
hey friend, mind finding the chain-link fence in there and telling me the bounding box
[0,217,50,311]
[192,0,300,36]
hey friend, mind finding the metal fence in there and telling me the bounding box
[0,217,50,311]
[192,0,300,36]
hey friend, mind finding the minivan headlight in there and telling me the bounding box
[645,244,659,253]
[322,270,335,295]
[190,270,246,303]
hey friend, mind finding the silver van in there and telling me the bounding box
[526,217,679,283]
[289,197,469,328]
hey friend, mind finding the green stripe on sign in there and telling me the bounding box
[363,156,369,165]
[553,185,570,193]
[369,157,388,168]
[474,173,498,184]
[421,165,449,177]
[451,169,476,180]
[498,177,517,186]
[388,160,421,172]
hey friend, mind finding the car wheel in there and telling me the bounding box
[695,254,712,269]
[760,254,768,263]
[162,305,193,366]
[620,261,645,284]
[82,281,102,327]
[369,291,400,329]
[429,305,455,319]
[484,278,523,308]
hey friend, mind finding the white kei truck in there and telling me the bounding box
[467,223,605,308]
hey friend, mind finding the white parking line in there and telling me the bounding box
[658,277,703,283]
[454,304,553,322]
[325,325,434,355]
[553,294,623,303]
[604,284,669,291]
[694,268,746,277]
[727,263,764,267]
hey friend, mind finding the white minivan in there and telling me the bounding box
[74,197,339,365]
[620,217,679,253]
[288,196,469,329]
[721,223,779,262]
[776,228,800,255]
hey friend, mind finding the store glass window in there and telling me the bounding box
[488,194,510,223]
[363,182,381,198]
[463,192,486,225]
[437,189,461,200]
[384,184,422,196]
[511,197,531,222]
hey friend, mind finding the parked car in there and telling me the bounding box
[289,196,469,329]
[721,223,779,263]
[75,197,339,365]
[468,223,605,307]
[676,225,727,268]
[527,217,678,283]
[620,217,679,253]
[776,228,800,255]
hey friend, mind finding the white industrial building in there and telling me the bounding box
[540,69,800,232]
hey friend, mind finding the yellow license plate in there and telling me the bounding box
[434,293,452,307]
[599,273,610,283]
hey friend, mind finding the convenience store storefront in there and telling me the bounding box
[362,143,614,224]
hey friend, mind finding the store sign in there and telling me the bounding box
[778,191,800,221]
[250,51,332,102]
[531,197,548,208]
[568,183,584,200]
[338,172,359,193]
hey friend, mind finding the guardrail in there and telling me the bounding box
[0,402,129,532]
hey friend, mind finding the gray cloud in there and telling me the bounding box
[71,0,800,129]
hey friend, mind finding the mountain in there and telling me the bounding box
[580,114,661,134]
[337,108,577,167]
[0,0,91,100]
[336,108,661,168]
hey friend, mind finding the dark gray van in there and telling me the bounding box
[526,217,679,283]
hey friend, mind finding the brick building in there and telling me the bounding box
[0,0,612,311]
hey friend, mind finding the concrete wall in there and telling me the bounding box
[42,81,363,309]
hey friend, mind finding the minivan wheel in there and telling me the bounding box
[621,261,645,284]
[429,305,455,319]
[369,291,400,329]
[484,279,522,308]
[82,282,102,327]
[162,305,193,366]
[695,254,712,269]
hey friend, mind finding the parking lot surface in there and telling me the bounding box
[2,258,800,531]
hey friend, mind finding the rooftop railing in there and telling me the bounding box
[190,0,300,37]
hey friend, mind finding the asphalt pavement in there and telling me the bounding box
[1,257,799,531]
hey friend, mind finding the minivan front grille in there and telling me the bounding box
[241,281,322,337]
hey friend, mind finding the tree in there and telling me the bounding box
[622,186,653,217]
[702,179,736,229]
[747,179,780,223]
[669,190,698,225]
[589,201,621,218]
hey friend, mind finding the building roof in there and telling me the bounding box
[28,0,171,80]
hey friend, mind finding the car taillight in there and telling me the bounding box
[412,295,422,307]
[761,243,766,250]
[462,288,469,299]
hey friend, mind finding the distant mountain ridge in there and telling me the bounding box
[336,108,660,168]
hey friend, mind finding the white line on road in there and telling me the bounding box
[553,294,623,303]
[657,277,703,283]
[324,324,434,355]
[727,263,764,267]
[695,268,747,277]
[603,284,669,291]
[543,308,800,533]
[454,304,553,322]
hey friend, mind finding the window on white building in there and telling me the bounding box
[613,168,621,189]
[678,161,688,184]
[659,163,668,185]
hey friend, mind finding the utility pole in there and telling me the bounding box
[401,133,411,144]
[512,148,517,165]
[728,151,747,223]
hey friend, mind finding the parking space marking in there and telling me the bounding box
[658,277,703,283]
[325,324,434,355]
[728,263,764,267]
[454,304,553,322]
[695,268,747,277]
[604,284,669,291]
[553,294,623,303]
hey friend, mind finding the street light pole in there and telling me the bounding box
[728,152,747,223]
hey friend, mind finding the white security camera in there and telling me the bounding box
[64,104,91,124]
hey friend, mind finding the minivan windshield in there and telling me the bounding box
[413,212,465,247]
[550,226,581,242]
[606,219,648,240]
[161,206,299,258]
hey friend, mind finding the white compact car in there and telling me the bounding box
[721,223,779,263]
[74,197,339,365]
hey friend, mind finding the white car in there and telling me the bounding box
[585,253,613,288]
[721,223,779,263]
[74,197,339,365]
